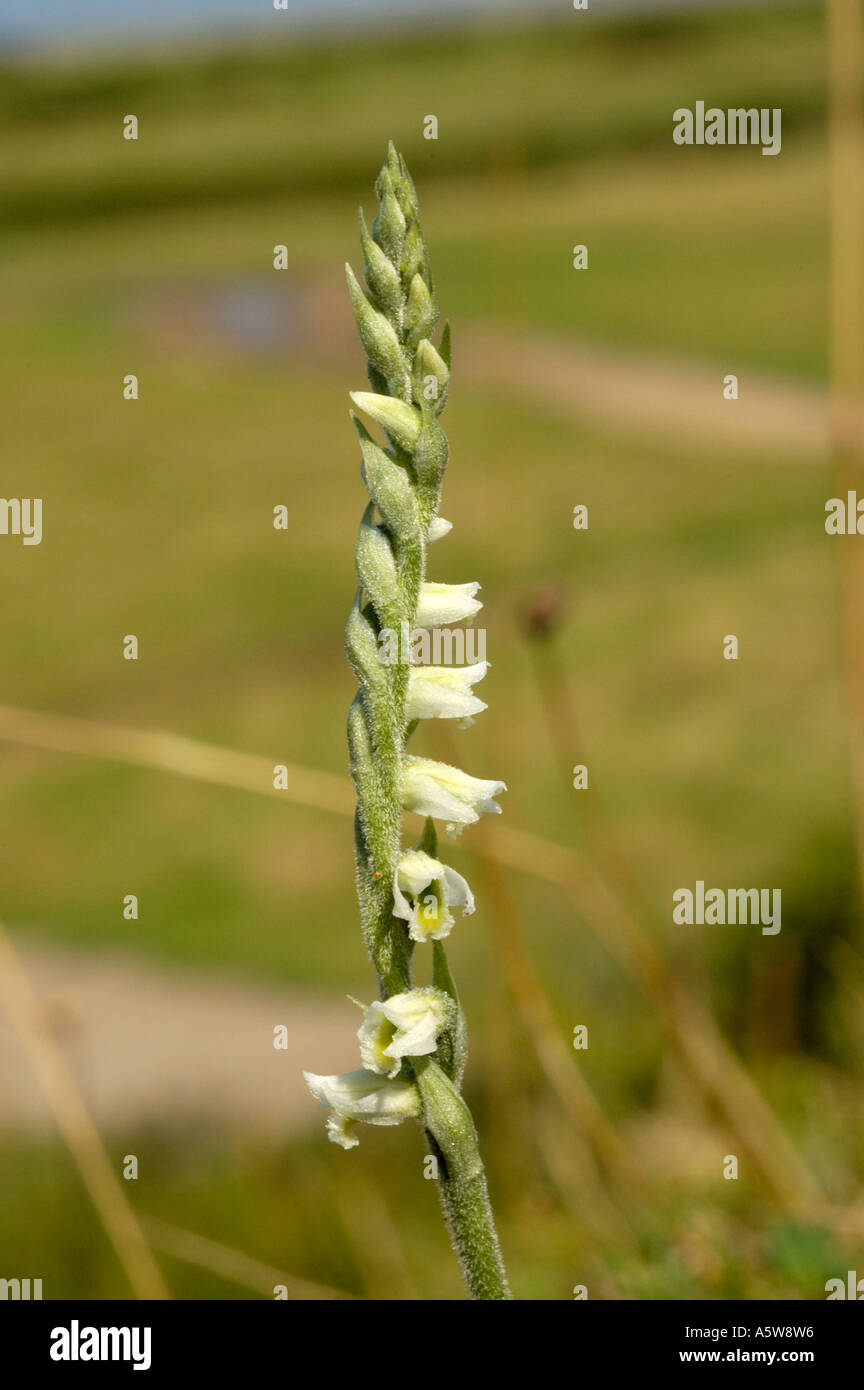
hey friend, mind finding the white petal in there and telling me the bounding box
[392,873,415,925]
[427,517,452,543]
[392,853,458,942]
[400,756,506,823]
[409,895,455,942]
[378,989,437,1028]
[355,990,447,1071]
[357,1002,402,1078]
[426,760,505,811]
[394,849,473,917]
[303,1068,420,1123]
[405,663,488,721]
[441,864,475,914]
[326,1114,359,1149]
[396,849,441,899]
[392,850,436,932]
[415,582,482,628]
[401,768,478,824]
[379,990,446,1060]
[383,1014,439,1058]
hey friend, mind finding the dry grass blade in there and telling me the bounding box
[142,1215,356,1300]
[490,824,825,1212]
[0,919,170,1300]
[0,703,353,817]
[829,0,864,905]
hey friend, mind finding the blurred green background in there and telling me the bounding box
[2,0,863,1300]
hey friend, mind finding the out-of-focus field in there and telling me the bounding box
[2,3,862,1300]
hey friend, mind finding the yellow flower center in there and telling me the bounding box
[417,879,444,936]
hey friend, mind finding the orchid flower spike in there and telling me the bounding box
[305,143,511,1298]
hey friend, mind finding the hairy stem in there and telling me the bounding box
[415,1060,510,1300]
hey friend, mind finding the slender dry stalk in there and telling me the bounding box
[0,891,356,1301]
[828,0,864,904]
[521,621,825,1212]
[469,831,635,1186]
[525,619,655,929]
[0,702,352,816]
[492,823,825,1213]
[334,1170,420,1300]
[531,1101,631,1262]
[430,720,643,1198]
[0,920,169,1299]
[463,824,641,1246]
[141,1215,355,1300]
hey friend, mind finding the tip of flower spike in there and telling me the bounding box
[344,263,362,303]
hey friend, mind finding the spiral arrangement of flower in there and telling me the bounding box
[303,144,510,1300]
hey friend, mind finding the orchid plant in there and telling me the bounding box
[304,144,511,1300]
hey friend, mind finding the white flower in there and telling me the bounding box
[326,1113,360,1150]
[400,755,506,825]
[406,661,488,721]
[394,848,474,942]
[358,988,448,1076]
[303,1069,421,1148]
[427,517,452,544]
[415,582,482,628]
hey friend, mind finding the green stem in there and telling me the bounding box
[414,1058,511,1300]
